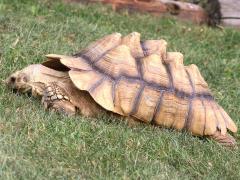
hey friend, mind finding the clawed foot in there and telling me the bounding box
[42,82,76,116]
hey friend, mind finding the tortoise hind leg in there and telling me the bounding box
[42,82,76,116]
[208,131,237,147]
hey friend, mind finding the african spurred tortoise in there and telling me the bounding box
[6,32,238,146]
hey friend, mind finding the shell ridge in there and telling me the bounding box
[129,83,145,115]
[183,69,195,130]
[88,76,106,93]
[151,90,164,124]
[201,97,207,135]
[79,54,114,81]
[140,41,148,57]
[169,96,180,129]
[217,104,237,133]
[184,99,193,131]
[136,57,144,79]
[128,55,145,115]
[209,100,221,132]
[112,80,117,105]
[217,104,229,127]
[165,63,174,91]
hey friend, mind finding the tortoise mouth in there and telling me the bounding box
[5,76,32,94]
[5,72,32,93]
[11,86,32,94]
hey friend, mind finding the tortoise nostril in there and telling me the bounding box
[10,77,16,83]
[22,75,28,82]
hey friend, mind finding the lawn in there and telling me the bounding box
[0,0,240,179]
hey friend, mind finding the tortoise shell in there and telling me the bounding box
[44,32,237,136]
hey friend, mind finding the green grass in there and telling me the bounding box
[0,0,240,179]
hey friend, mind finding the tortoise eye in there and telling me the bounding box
[10,77,16,83]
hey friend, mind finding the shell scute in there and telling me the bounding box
[166,52,183,64]
[141,39,167,59]
[189,98,206,136]
[114,78,142,115]
[171,96,189,130]
[121,32,144,58]
[154,93,178,128]
[89,78,115,111]
[217,104,237,133]
[154,92,189,129]
[185,64,211,95]
[167,57,193,95]
[142,54,169,88]
[133,86,162,123]
[94,45,139,78]
[202,100,218,135]
[69,70,103,91]
[212,102,227,135]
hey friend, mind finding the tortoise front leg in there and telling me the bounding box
[42,82,77,116]
[41,82,105,117]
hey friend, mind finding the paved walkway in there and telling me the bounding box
[219,0,240,27]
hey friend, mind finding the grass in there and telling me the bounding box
[0,0,240,179]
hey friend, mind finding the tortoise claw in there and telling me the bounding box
[42,83,76,116]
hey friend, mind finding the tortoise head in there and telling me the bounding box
[5,64,46,96]
[6,63,70,96]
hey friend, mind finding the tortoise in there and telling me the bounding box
[5,32,238,147]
